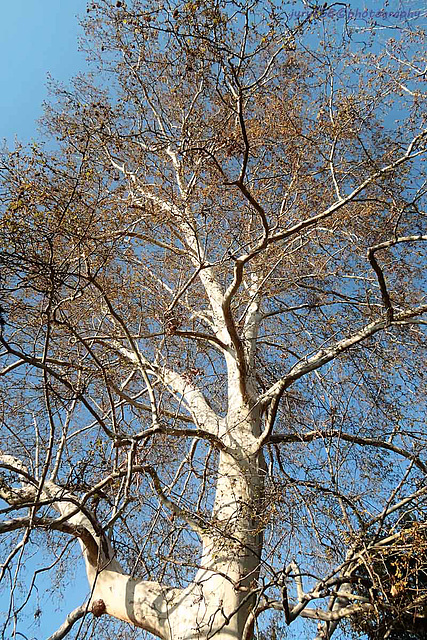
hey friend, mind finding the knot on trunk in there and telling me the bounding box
[91,598,106,617]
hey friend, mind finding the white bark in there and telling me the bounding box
[0,393,266,640]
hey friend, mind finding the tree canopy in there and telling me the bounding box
[0,2,426,639]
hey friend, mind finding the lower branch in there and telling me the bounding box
[47,602,88,640]
[0,453,181,639]
[268,429,427,473]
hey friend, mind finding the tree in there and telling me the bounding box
[349,517,427,640]
[0,1,426,639]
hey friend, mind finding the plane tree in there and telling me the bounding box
[0,1,426,639]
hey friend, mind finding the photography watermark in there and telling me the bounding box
[286,6,423,22]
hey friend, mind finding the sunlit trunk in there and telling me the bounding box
[168,408,265,640]
[87,444,266,640]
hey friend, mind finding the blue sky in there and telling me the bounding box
[1,0,424,147]
[0,0,89,146]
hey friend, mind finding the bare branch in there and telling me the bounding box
[268,429,427,473]
[258,303,427,411]
[367,234,427,323]
[46,602,89,640]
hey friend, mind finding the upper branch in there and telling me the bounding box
[108,157,227,330]
[267,129,427,247]
[0,338,115,439]
[367,234,427,323]
[255,304,427,447]
[111,342,222,434]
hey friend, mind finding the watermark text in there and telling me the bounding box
[287,6,422,22]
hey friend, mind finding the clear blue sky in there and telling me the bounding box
[0,0,89,146]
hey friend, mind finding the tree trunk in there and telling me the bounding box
[167,446,265,640]
[84,446,264,640]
